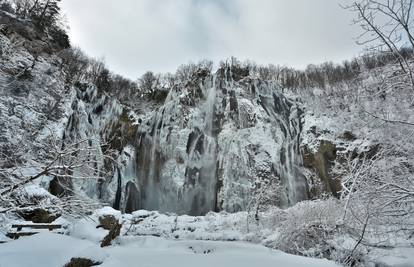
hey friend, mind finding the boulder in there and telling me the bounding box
[100,221,122,247]
[18,208,60,223]
[98,215,118,231]
[63,258,101,267]
[342,130,357,141]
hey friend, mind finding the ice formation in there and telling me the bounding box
[63,65,309,215]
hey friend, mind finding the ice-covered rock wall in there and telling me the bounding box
[54,83,123,202]
[60,65,309,216]
[118,65,309,215]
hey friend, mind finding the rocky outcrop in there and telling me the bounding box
[302,141,341,198]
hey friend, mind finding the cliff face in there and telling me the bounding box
[102,66,309,215]
[59,65,309,215]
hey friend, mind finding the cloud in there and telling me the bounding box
[61,0,362,79]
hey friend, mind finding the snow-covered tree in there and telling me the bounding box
[346,0,414,91]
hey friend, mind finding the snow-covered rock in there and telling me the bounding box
[110,66,308,215]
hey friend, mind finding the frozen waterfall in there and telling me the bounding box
[69,66,309,215]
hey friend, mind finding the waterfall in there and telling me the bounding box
[204,77,216,136]
[278,108,308,207]
[110,66,309,214]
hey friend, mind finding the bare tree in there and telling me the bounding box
[58,47,89,85]
[345,0,414,91]
[334,144,414,261]
[0,137,117,216]
[139,71,157,93]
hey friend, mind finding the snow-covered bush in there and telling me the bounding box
[265,199,342,258]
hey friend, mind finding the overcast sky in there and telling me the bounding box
[61,0,363,79]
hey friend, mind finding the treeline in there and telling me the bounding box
[252,48,414,90]
[134,49,414,99]
[51,46,414,105]
[59,46,215,104]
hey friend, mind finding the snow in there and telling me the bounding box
[0,232,339,267]
[23,184,53,198]
[94,207,121,219]
[69,219,108,243]
[102,236,339,267]
[374,248,414,267]
[0,204,346,267]
[0,233,106,267]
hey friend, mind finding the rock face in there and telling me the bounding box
[124,181,140,213]
[302,141,341,198]
[112,65,309,215]
[62,65,309,215]
[59,82,123,202]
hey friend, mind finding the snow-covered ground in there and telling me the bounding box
[2,203,414,266]
[0,206,341,266]
[0,232,339,267]
[1,205,414,267]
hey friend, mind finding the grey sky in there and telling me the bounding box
[61,0,362,79]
